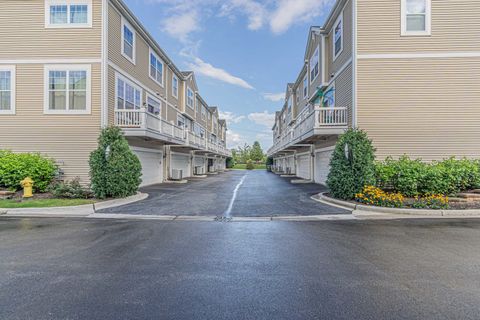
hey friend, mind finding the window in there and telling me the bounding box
[296,88,300,104]
[45,1,91,27]
[177,115,185,128]
[401,0,431,36]
[303,76,308,99]
[0,67,15,115]
[201,106,206,120]
[200,127,205,138]
[185,118,193,132]
[322,86,335,108]
[208,112,211,120]
[288,96,292,114]
[186,87,194,109]
[149,50,164,86]
[122,18,135,63]
[116,74,141,110]
[333,13,343,59]
[147,95,161,116]
[310,47,319,83]
[196,99,200,113]
[44,65,90,114]
[172,75,178,98]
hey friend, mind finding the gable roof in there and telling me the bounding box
[303,26,322,61]
[182,71,199,91]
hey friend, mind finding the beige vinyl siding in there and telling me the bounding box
[0,0,101,59]
[166,105,180,124]
[357,0,480,54]
[327,0,353,76]
[333,63,353,126]
[0,63,102,182]
[108,4,166,98]
[357,57,480,160]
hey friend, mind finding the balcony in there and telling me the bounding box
[115,109,232,157]
[267,106,348,156]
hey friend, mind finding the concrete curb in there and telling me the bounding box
[291,179,313,184]
[317,192,480,217]
[1,192,148,217]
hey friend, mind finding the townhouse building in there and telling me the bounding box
[268,0,480,185]
[0,0,230,187]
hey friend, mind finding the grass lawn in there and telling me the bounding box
[232,163,267,170]
[0,198,95,209]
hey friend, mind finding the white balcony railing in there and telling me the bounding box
[268,106,348,156]
[115,108,231,157]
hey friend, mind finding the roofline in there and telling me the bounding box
[111,0,184,79]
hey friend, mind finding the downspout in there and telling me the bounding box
[352,0,358,128]
[101,0,109,128]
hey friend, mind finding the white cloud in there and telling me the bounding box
[248,111,276,128]
[263,92,285,102]
[220,0,266,31]
[161,10,200,42]
[219,111,246,124]
[270,0,334,34]
[227,130,248,149]
[188,57,254,90]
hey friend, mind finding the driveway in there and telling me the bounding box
[98,170,348,216]
[1,217,480,320]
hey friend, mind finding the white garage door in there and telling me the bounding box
[286,156,295,174]
[296,154,311,180]
[133,149,163,187]
[194,156,205,174]
[315,149,333,185]
[171,153,191,179]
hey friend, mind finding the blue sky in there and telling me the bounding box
[125,0,335,150]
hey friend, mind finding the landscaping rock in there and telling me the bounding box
[0,190,15,200]
[457,193,480,201]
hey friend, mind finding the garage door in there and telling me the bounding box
[194,156,205,174]
[171,153,191,179]
[133,149,163,187]
[315,149,333,185]
[286,156,295,174]
[296,154,311,180]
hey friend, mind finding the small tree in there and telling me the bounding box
[250,141,264,163]
[226,157,236,169]
[246,159,254,170]
[327,128,376,200]
[89,127,142,199]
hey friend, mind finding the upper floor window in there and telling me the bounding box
[116,74,141,111]
[121,18,135,63]
[401,0,431,36]
[310,47,319,83]
[333,13,343,60]
[45,0,92,28]
[287,96,292,114]
[201,106,206,120]
[149,50,164,86]
[172,75,178,98]
[147,95,161,116]
[186,88,194,109]
[303,76,308,99]
[0,67,15,115]
[177,115,185,128]
[45,65,91,114]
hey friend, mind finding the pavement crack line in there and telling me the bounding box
[223,174,247,219]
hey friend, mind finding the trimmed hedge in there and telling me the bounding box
[0,151,57,192]
[375,156,480,196]
[327,128,376,200]
[89,127,142,199]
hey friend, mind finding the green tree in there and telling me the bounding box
[89,127,142,199]
[237,143,251,164]
[250,141,264,162]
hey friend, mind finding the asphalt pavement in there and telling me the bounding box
[0,217,479,319]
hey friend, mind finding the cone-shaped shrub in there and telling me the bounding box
[327,128,376,200]
[89,127,142,199]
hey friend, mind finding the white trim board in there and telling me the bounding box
[358,52,480,60]
[0,58,101,64]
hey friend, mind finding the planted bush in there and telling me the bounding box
[89,127,142,199]
[411,195,449,210]
[0,151,57,192]
[49,178,92,199]
[246,159,254,170]
[375,156,480,196]
[327,128,376,200]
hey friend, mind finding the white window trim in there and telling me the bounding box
[401,0,431,36]
[44,64,91,115]
[121,17,136,64]
[0,65,15,115]
[114,72,142,111]
[146,93,162,116]
[172,74,178,99]
[303,75,308,99]
[333,11,344,61]
[310,47,320,84]
[148,48,164,87]
[177,114,186,128]
[45,0,92,28]
[186,87,194,109]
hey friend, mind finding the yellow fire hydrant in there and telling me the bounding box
[20,177,34,198]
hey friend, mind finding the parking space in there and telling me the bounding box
[97,170,349,217]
